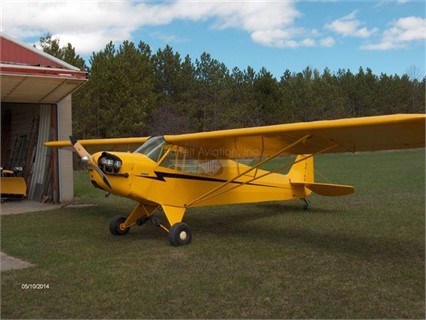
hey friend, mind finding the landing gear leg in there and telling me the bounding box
[109,203,159,236]
[301,198,310,211]
[161,205,191,246]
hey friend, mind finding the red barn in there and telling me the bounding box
[1,32,87,202]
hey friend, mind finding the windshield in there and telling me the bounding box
[134,136,166,162]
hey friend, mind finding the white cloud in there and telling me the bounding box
[2,1,140,52]
[301,38,315,47]
[150,32,189,45]
[251,28,304,48]
[325,11,377,38]
[361,16,426,50]
[320,36,335,47]
[1,0,304,54]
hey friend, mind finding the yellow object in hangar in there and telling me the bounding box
[1,168,27,200]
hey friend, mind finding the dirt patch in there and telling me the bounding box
[64,203,95,209]
[1,252,35,271]
[0,200,61,215]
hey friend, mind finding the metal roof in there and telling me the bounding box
[0,31,81,71]
[0,32,87,104]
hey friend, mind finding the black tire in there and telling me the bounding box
[151,216,161,227]
[109,215,129,236]
[168,223,192,246]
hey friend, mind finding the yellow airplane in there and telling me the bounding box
[46,114,425,246]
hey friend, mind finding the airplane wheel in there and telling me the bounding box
[168,223,192,246]
[151,216,161,227]
[109,215,129,236]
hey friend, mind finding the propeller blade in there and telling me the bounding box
[69,136,90,159]
[91,164,113,189]
[69,136,112,189]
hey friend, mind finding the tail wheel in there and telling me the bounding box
[109,215,130,236]
[168,223,192,246]
[301,198,310,211]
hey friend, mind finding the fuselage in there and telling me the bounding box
[88,141,310,208]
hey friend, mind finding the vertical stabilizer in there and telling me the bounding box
[288,155,314,183]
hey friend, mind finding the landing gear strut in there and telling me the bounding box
[109,204,192,246]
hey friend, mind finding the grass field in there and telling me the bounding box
[1,150,425,319]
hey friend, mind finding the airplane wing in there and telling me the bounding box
[44,137,149,153]
[165,114,426,158]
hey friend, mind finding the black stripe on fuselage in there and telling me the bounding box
[137,171,282,188]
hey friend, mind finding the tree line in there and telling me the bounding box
[39,35,425,139]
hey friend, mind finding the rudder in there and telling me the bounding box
[288,154,314,183]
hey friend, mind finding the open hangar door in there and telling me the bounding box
[1,32,87,202]
[2,103,60,202]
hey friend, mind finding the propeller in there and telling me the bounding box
[69,136,112,189]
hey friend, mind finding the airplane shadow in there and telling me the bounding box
[184,204,423,262]
[187,202,341,228]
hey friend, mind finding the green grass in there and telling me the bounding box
[1,150,425,319]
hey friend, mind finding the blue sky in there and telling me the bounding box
[2,1,425,78]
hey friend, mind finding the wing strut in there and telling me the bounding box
[185,135,312,207]
[185,143,338,207]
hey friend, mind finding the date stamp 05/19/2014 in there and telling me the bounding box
[21,283,50,290]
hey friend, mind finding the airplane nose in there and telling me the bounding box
[97,152,124,174]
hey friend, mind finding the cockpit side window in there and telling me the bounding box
[159,145,223,176]
[158,148,177,169]
[134,136,166,162]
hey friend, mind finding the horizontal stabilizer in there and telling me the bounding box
[291,182,355,197]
